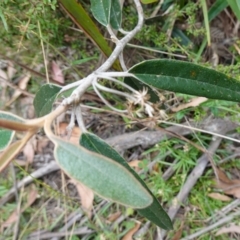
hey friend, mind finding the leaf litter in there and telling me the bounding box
[214,168,240,199]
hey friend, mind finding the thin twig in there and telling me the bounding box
[106,117,238,151]
[27,227,94,240]
[160,120,240,144]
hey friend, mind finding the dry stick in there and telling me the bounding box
[206,199,240,223]
[26,227,94,240]
[181,210,240,240]
[160,135,225,239]
[106,118,238,152]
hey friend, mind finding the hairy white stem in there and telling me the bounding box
[95,74,139,94]
[75,105,86,132]
[119,28,130,35]
[96,72,134,78]
[107,24,118,43]
[59,77,85,94]
[61,0,144,106]
[127,43,187,58]
[92,82,128,113]
[66,107,76,137]
[119,52,128,71]
[93,79,135,101]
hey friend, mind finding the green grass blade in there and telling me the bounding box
[0,7,8,31]
[201,0,211,46]
[58,0,122,71]
[227,0,240,21]
[208,0,228,22]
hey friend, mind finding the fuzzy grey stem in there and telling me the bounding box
[75,105,87,133]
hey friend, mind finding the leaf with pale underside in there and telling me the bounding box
[90,0,121,30]
[90,0,111,27]
[33,84,61,117]
[0,112,25,151]
[110,0,122,30]
[80,132,173,230]
[126,59,240,102]
[52,136,153,209]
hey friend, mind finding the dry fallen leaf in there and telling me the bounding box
[106,211,122,222]
[0,184,38,232]
[216,223,240,236]
[6,74,31,106]
[208,192,231,202]
[19,97,35,119]
[172,225,184,240]
[36,136,49,153]
[71,179,94,218]
[215,168,240,198]
[172,97,208,112]
[51,61,64,84]
[22,136,37,164]
[7,61,16,80]
[122,222,141,240]
[128,160,141,168]
[0,69,8,101]
[56,122,81,145]
[14,159,28,166]
[0,68,8,83]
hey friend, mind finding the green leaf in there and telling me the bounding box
[0,112,24,151]
[33,84,61,117]
[0,129,13,151]
[58,0,122,71]
[0,7,8,31]
[80,133,173,230]
[90,0,111,27]
[208,0,228,22]
[141,0,158,4]
[90,0,121,29]
[52,136,153,209]
[126,59,240,102]
[227,0,240,21]
[110,0,122,30]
